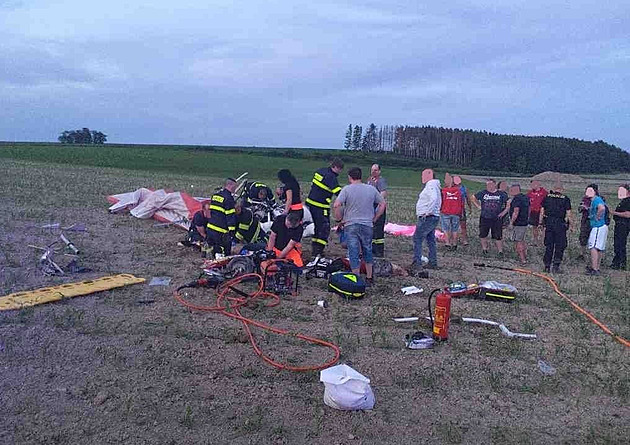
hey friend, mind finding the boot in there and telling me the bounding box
[311,242,324,257]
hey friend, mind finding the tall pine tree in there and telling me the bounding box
[344,124,353,149]
[351,125,362,150]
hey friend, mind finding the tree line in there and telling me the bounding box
[58,128,107,144]
[344,124,630,174]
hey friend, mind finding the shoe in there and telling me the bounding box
[552,266,563,274]
[544,266,550,273]
[497,252,504,259]
[365,277,374,287]
[610,264,625,270]
[585,265,593,272]
[451,245,458,252]
[585,269,601,276]
[482,250,489,256]
[425,263,440,270]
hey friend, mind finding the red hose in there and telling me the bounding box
[512,267,630,348]
[174,271,340,372]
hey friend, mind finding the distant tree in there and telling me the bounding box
[362,123,378,152]
[351,125,362,151]
[91,130,107,144]
[58,128,107,144]
[344,125,353,150]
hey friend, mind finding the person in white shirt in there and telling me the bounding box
[412,169,442,271]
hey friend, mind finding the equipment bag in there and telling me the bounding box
[328,272,366,299]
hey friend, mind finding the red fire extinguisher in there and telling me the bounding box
[429,288,452,341]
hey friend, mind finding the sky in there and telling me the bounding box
[1,0,629,150]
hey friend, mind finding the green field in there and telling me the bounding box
[0,142,485,189]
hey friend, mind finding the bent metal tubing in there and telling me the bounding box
[174,269,340,372]
[474,263,630,348]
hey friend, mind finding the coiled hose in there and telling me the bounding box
[174,268,340,371]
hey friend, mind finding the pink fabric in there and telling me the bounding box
[384,223,445,242]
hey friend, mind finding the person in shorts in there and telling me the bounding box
[440,173,463,251]
[586,185,608,275]
[527,180,548,246]
[577,184,595,260]
[508,184,530,265]
[472,179,509,256]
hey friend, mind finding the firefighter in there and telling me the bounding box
[244,181,275,207]
[367,163,388,257]
[233,198,267,252]
[305,158,344,256]
[539,181,572,273]
[206,178,237,258]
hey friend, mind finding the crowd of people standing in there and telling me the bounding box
[186,159,629,283]
[409,170,630,276]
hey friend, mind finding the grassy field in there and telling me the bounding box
[0,142,485,189]
[0,146,629,444]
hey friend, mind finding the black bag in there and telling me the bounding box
[328,272,366,299]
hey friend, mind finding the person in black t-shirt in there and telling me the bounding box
[508,184,530,265]
[610,184,630,269]
[277,169,304,220]
[266,212,303,267]
[539,182,572,273]
[498,181,511,228]
[472,179,509,256]
[181,202,211,247]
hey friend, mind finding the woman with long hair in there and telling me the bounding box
[277,169,304,220]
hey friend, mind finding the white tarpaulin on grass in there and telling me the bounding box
[106,188,315,237]
[107,188,209,230]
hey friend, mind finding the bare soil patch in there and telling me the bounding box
[1,160,628,444]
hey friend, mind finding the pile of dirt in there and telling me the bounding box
[531,171,585,183]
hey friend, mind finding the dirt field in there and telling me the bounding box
[1,159,628,444]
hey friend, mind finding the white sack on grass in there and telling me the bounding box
[320,364,375,411]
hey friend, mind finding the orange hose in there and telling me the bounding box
[174,271,340,371]
[512,268,630,348]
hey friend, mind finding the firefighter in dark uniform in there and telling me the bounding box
[305,158,344,256]
[234,199,268,251]
[368,163,388,257]
[244,181,275,207]
[539,183,572,273]
[206,178,238,258]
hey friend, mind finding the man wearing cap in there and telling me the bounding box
[539,182,571,273]
[206,178,237,258]
[367,164,388,257]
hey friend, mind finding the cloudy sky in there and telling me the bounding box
[1,0,629,150]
